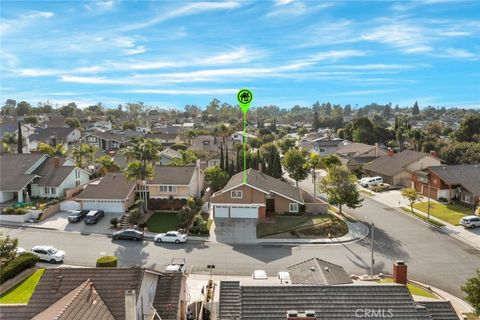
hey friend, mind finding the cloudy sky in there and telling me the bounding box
[1,0,479,109]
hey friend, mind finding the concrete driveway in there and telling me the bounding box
[211,218,258,244]
[36,211,121,235]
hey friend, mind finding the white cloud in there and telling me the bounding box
[436,48,477,59]
[266,1,333,18]
[275,0,295,5]
[325,64,415,70]
[125,88,237,95]
[123,46,147,56]
[122,1,240,31]
[0,10,54,34]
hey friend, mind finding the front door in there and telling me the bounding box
[266,198,274,212]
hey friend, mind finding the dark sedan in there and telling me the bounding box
[67,210,89,222]
[112,229,144,241]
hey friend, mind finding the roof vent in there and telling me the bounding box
[310,267,316,272]
[324,266,330,272]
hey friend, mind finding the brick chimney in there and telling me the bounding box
[53,157,60,168]
[387,148,394,157]
[429,150,437,157]
[393,261,408,285]
[125,290,137,320]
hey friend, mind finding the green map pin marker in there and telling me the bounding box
[237,89,253,183]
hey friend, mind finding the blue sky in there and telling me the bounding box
[1,0,479,109]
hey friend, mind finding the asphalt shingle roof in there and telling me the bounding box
[429,164,480,195]
[219,282,460,320]
[0,153,45,191]
[149,165,197,185]
[418,301,461,320]
[364,150,434,177]
[29,127,76,142]
[287,258,353,285]
[76,173,135,200]
[33,157,76,187]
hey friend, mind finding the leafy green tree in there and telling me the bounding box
[319,165,363,215]
[122,121,136,131]
[171,150,197,166]
[453,115,480,142]
[59,102,77,117]
[462,268,480,316]
[282,149,308,186]
[204,166,229,192]
[440,142,480,164]
[312,111,321,132]
[23,116,38,125]
[297,127,308,138]
[65,117,81,128]
[260,143,281,177]
[320,154,342,169]
[0,234,18,266]
[95,156,121,175]
[15,101,31,116]
[277,137,296,154]
[402,188,420,214]
[412,101,420,115]
[307,152,322,197]
[37,143,66,157]
[73,143,96,168]
[1,132,16,153]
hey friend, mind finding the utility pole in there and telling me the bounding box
[427,180,431,222]
[370,221,375,277]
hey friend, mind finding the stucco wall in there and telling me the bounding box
[0,192,14,203]
[210,185,266,204]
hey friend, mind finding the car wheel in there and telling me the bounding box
[50,259,56,264]
[156,238,162,243]
[175,239,180,244]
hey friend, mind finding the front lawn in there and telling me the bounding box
[145,212,182,233]
[0,269,45,304]
[413,202,471,225]
[257,214,347,238]
[400,207,445,227]
[379,277,437,299]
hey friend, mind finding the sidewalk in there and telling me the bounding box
[365,189,480,250]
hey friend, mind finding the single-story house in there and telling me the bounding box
[335,142,386,170]
[144,132,181,146]
[147,163,204,199]
[76,173,136,213]
[82,130,143,151]
[0,154,90,204]
[210,169,307,220]
[364,150,442,187]
[28,127,81,151]
[0,267,187,320]
[412,164,480,205]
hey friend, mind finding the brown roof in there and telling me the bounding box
[33,157,77,187]
[149,165,197,185]
[77,173,135,200]
[429,164,480,195]
[153,273,186,320]
[214,169,303,203]
[32,279,115,320]
[335,142,384,157]
[0,153,46,191]
[364,150,435,177]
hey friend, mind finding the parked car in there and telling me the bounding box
[68,209,89,222]
[112,229,144,241]
[16,247,26,255]
[154,231,187,244]
[31,245,65,263]
[460,215,480,229]
[361,176,383,188]
[84,210,104,224]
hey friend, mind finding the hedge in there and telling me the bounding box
[96,256,118,267]
[3,207,29,215]
[0,253,39,284]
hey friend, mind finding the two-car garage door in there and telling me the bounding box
[82,200,125,213]
[214,205,259,219]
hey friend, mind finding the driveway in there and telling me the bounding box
[211,218,258,244]
[36,211,121,235]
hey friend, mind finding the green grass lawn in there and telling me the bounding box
[257,214,336,238]
[400,207,445,227]
[0,269,45,304]
[413,202,471,225]
[379,277,437,299]
[146,212,182,233]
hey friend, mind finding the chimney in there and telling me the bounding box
[125,290,137,320]
[393,261,408,285]
[387,148,394,157]
[430,150,437,157]
[374,143,379,157]
[53,157,60,168]
[258,162,262,173]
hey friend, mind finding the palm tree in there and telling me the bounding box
[184,130,197,145]
[307,152,322,198]
[1,132,17,153]
[171,150,197,166]
[72,144,90,168]
[84,144,98,166]
[95,156,120,175]
[219,124,231,143]
[37,143,66,157]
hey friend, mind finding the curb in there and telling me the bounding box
[0,222,57,231]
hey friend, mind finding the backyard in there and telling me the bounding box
[145,212,182,233]
[0,269,45,304]
[257,214,348,238]
[413,202,471,225]
[378,277,437,299]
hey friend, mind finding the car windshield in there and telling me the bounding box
[47,248,58,254]
[70,212,80,216]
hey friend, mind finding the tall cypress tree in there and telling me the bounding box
[225,144,229,174]
[17,121,23,154]
[236,150,241,172]
[219,143,224,171]
[256,149,261,171]
[229,162,235,175]
[272,152,282,178]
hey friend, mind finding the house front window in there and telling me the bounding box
[87,136,97,142]
[231,190,243,199]
[289,203,299,213]
[44,187,56,195]
[160,186,177,193]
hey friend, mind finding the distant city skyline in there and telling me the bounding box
[1,0,479,109]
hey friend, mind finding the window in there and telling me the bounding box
[160,186,177,193]
[319,148,326,153]
[87,136,97,142]
[44,187,56,195]
[75,180,81,186]
[231,190,243,199]
[289,203,299,213]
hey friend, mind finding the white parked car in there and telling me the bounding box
[16,247,26,255]
[360,176,383,188]
[154,231,187,244]
[31,245,65,263]
[460,215,480,229]
[252,270,268,280]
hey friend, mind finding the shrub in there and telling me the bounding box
[110,217,118,227]
[2,207,29,215]
[96,256,118,267]
[0,253,39,284]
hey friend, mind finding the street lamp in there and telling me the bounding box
[365,216,375,278]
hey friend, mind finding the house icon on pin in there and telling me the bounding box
[239,91,251,103]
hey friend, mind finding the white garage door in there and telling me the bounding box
[230,206,258,219]
[214,206,229,218]
[82,200,125,213]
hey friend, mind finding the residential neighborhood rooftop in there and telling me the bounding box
[76,173,135,200]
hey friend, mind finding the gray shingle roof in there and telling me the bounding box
[336,143,385,158]
[33,157,76,187]
[418,301,461,320]
[149,165,197,185]
[84,130,142,143]
[364,150,434,177]
[0,153,45,191]
[287,258,353,285]
[0,120,18,138]
[76,173,135,200]
[429,164,480,195]
[30,127,76,142]
[219,169,303,203]
[219,282,460,320]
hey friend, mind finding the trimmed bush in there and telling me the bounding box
[110,217,118,227]
[3,207,29,215]
[96,256,118,267]
[0,253,39,284]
